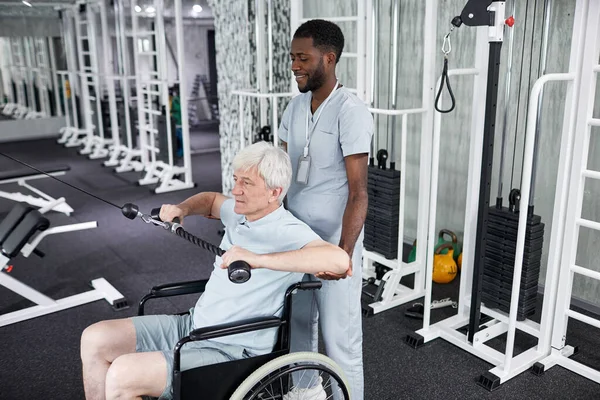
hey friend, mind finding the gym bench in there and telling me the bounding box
[0,164,74,215]
[0,202,127,327]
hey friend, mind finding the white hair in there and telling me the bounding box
[232,141,292,202]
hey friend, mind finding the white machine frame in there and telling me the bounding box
[360,0,436,316]
[232,0,294,149]
[57,7,89,147]
[535,0,600,384]
[104,0,137,171]
[72,0,119,159]
[131,0,194,194]
[3,38,30,119]
[0,216,125,328]
[289,0,367,100]
[0,169,74,216]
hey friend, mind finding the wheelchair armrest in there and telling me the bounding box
[151,279,208,296]
[188,316,282,342]
[138,279,208,316]
[173,317,282,371]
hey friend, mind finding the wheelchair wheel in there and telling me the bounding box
[230,351,350,400]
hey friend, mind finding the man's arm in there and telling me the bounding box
[221,240,351,276]
[160,192,229,223]
[338,153,369,258]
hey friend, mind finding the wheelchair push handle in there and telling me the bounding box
[150,207,252,284]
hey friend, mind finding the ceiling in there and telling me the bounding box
[0,0,214,19]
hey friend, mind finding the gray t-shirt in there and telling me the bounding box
[192,199,320,356]
[279,87,374,243]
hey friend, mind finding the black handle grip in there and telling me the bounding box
[150,207,250,285]
[299,281,322,290]
[151,207,180,224]
[377,149,388,170]
[228,260,251,284]
[151,207,162,221]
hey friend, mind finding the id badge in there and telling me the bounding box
[296,155,311,184]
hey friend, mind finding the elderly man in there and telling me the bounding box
[80,142,349,400]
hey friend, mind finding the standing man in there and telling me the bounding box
[279,19,374,400]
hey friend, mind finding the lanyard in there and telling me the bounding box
[304,80,339,157]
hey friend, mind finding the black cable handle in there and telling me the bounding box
[173,227,224,256]
[435,57,456,114]
[150,207,251,284]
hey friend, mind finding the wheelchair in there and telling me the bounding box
[139,279,352,399]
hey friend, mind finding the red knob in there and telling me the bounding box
[505,16,515,27]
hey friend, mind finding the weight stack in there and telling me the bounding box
[253,125,272,144]
[100,98,111,131]
[481,204,544,321]
[364,166,400,259]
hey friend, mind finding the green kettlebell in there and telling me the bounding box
[434,229,461,262]
[408,240,417,263]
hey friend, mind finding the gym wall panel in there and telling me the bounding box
[0,38,9,101]
[125,18,214,102]
[247,0,291,147]
[0,117,66,143]
[165,20,213,113]
[209,0,290,195]
[207,0,252,195]
[0,17,61,37]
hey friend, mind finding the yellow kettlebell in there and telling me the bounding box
[65,80,71,99]
[458,252,463,271]
[433,243,458,284]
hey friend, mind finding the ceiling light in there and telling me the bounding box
[192,4,202,13]
[22,1,32,7]
[145,5,155,13]
[134,5,141,12]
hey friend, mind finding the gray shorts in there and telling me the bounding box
[131,308,247,400]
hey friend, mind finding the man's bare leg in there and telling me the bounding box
[105,352,168,400]
[80,319,137,400]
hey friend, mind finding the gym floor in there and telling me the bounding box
[0,136,598,399]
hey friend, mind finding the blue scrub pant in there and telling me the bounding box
[290,243,364,400]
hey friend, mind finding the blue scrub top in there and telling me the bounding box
[279,87,374,243]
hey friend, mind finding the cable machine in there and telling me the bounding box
[360,0,436,316]
[407,0,590,390]
[131,0,194,194]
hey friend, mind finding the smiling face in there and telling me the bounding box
[231,166,281,222]
[290,37,334,93]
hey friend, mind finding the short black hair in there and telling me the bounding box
[293,19,344,63]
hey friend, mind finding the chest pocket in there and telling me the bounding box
[310,128,340,169]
